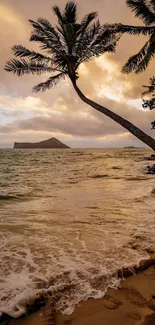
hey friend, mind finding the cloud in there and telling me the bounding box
[0,92,154,138]
[0,0,154,147]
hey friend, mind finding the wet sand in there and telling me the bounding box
[3,260,155,325]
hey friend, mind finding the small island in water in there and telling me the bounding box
[13,137,70,149]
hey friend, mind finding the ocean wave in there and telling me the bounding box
[91,174,109,179]
[0,192,32,202]
[0,255,155,320]
[0,148,154,321]
[125,177,150,181]
[0,194,17,201]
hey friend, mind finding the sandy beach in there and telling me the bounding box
[0,149,155,324]
[2,256,155,325]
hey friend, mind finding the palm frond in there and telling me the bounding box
[29,19,47,38]
[76,30,119,66]
[29,19,66,55]
[91,26,117,46]
[33,73,65,92]
[150,0,155,13]
[122,41,149,73]
[30,34,52,50]
[77,12,98,36]
[63,2,77,23]
[4,59,54,76]
[126,0,155,25]
[111,23,155,35]
[53,5,64,24]
[89,20,101,39]
[5,2,128,83]
[37,18,60,40]
[12,45,53,63]
[80,43,117,64]
[135,45,155,73]
[134,32,155,73]
[73,16,101,63]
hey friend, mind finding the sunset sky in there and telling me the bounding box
[0,0,155,148]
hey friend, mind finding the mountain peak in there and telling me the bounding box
[14,137,70,149]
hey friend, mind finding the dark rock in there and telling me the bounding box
[142,313,155,325]
[91,174,109,179]
[118,258,155,279]
[146,164,155,174]
[145,155,155,161]
[146,248,154,254]
[0,312,11,323]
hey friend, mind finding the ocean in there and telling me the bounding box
[0,148,155,318]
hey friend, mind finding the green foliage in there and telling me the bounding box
[5,1,120,92]
[142,77,155,129]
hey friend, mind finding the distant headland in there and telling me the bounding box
[13,137,70,149]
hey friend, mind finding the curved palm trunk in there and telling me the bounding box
[72,81,155,151]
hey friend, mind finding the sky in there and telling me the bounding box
[0,0,155,148]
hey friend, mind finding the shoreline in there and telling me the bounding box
[1,255,155,325]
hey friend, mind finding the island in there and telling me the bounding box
[13,137,70,149]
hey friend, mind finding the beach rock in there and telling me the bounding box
[146,165,155,174]
[145,154,155,161]
[118,267,134,278]
[91,174,109,179]
[118,258,155,279]
[146,248,154,254]
[0,312,11,323]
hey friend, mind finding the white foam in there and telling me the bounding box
[0,148,154,318]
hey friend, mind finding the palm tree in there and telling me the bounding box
[142,76,155,129]
[109,0,155,74]
[5,2,155,150]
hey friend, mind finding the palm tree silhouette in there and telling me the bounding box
[142,76,155,129]
[111,0,155,74]
[5,2,155,150]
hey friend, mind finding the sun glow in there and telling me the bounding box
[0,5,22,26]
[78,64,89,76]
[98,85,124,102]
[95,56,132,102]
